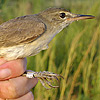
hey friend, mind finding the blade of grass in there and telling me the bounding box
[67,25,100,100]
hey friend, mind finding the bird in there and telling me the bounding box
[0,7,95,89]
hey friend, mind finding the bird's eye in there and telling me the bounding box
[60,13,66,18]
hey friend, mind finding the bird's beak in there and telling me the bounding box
[67,13,95,21]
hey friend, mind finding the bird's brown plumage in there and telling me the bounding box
[0,15,46,47]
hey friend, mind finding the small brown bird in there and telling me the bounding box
[0,8,95,89]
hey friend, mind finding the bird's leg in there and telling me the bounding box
[22,70,63,89]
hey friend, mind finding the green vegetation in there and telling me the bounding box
[0,0,100,100]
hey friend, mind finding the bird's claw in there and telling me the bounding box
[22,70,63,89]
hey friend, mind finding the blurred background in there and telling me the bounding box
[0,0,100,100]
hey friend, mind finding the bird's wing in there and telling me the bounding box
[0,15,46,47]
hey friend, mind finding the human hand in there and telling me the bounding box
[0,58,38,100]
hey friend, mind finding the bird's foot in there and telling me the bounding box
[22,70,63,89]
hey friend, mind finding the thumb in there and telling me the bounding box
[0,58,27,80]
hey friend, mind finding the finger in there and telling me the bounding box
[0,77,38,99]
[8,91,34,100]
[0,92,34,100]
[0,58,27,80]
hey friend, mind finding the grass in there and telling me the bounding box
[0,0,100,100]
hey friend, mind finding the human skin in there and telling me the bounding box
[0,58,38,100]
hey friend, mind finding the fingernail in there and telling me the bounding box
[0,69,11,79]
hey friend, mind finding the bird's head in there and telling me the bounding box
[39,8,95,28]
